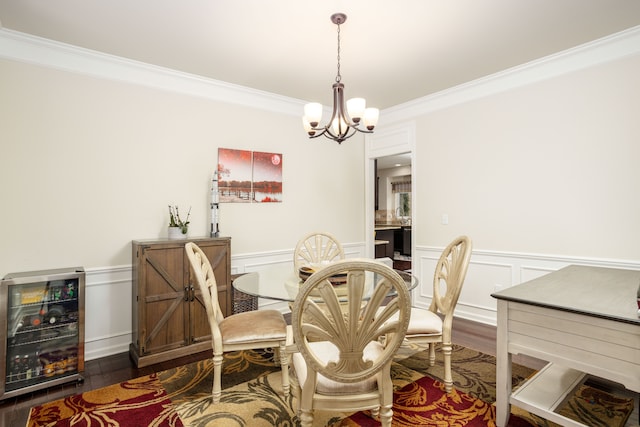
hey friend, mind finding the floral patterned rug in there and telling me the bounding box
[338,375,535,427]
[27,374,183,426]
[27,344,634,426]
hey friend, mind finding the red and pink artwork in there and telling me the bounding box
[217,148,282,203]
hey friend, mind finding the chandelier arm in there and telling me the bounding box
[351,125,373,134]
[341,130,360,140]
[310,120,371,143]
[309,122,371,135]
[332,82,353,139]
[325,91,340,133]
[308,128,328,139]
[324,125,357,143]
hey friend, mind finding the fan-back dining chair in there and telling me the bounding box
[185,242,290,403]
[293,232,345,273]
[289,259,411,427]
[403,235,472,393]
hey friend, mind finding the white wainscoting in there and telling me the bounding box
[83,242,639,361]
[412,245,640,326]
[84,265,133,361]
[82,242,367,361]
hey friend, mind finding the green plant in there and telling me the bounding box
[168,205,191,234]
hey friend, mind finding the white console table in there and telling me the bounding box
[493,265,640,427]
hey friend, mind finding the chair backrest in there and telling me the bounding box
[429,236,472,317]
[185,242,224,332]
[293,232,345,273]
[291,259,411,383]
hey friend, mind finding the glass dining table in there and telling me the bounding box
[232,261,418,303]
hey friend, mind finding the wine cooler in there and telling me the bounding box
[0,267,85,399]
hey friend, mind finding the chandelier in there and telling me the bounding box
[302,13,379,144]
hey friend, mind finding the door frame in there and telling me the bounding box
[364,121,416,260]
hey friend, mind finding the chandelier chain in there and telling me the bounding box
[335,22,341,83]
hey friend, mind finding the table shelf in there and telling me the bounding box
[511,363,587,427]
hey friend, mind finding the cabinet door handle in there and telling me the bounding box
[190,285,195,301]
[184,286,190,302]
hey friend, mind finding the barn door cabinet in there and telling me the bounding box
[129,237,231,367]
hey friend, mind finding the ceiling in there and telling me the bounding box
[1,1,639,111]
[376,153,411,170]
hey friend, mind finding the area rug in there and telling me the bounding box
[27,373,183,427]
[337,375,535,427]
[27,345,634,427]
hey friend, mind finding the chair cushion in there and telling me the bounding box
[292,341,383,395]
[382,307,442,335]
[406,307,442,335]
[220,310,287,344]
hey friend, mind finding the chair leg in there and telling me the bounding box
[379,366,394,426]
[442,342,453,393]
[279,342,290,396]
[428,342,436,366]
[299,409,313,427]
[212,352,224,403]
[379,404,393,427]
[273,345,281,364]
[298,374,316,427]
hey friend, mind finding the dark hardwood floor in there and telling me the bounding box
[1,318,635,426]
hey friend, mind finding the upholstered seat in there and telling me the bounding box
[291,341,383,395]
[218,310,287,344]
[185,242,289,404]
[405,308,443,335]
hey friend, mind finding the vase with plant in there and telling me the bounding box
[168,205,191,239]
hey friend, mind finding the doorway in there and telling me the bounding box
[374,153,412,272]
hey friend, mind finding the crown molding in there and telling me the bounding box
[0,28,305,116]
[2,26,639,122]
[381,25,640,125]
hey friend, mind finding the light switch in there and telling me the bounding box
[441,214,449,225]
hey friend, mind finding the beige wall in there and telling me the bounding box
[4,28,639,357]
[2,31,639,278]
[413,53,640,260]
[0,59,365,274]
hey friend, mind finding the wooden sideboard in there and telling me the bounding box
[129,237,231,367]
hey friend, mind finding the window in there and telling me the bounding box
[392,176,411,218]
[395,192,411,217]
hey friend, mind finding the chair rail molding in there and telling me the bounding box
[79,243,638,360]
[413,244,640,325]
